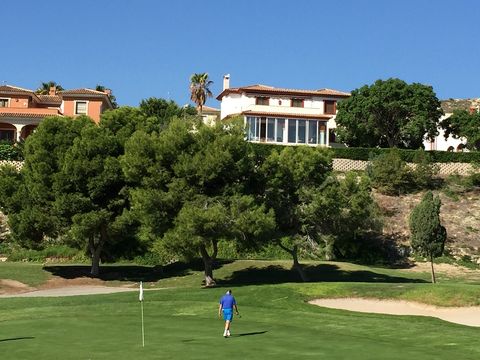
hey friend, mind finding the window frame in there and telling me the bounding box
[74,100,89,115]
[324,100,336,114]
[0,98,10,108]
[255,96,270,106]
[291,98,304,108]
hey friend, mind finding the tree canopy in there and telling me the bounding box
[441,110,480,150]
[335,78,443,149]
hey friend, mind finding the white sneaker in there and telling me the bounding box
[223,331,228,337]
[227,330,231,337]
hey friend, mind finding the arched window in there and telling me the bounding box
[456,144,465,152]
[447,146,454,152]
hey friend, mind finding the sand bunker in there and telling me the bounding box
[310,298,480,327]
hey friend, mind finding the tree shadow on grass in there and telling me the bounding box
[218,264,427,286]
[0,337,35,342]
[43,259,233,282]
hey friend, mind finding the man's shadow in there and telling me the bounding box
[0,336,35,342]
[234,331,268,337]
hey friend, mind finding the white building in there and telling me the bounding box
[217,75,350,147]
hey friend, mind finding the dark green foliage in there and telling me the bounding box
[0,143,23,160]
[139,97,197,130]
[367,149,439,195]
[367,149,414,195]
[335,78,443,148]
[409,191,447,283]
[441,109,480,150]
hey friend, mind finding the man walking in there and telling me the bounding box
[218,290,239,338]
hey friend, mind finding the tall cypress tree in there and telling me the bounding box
[409,191,447,283]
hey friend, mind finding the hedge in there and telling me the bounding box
[331,147,480,163]
[248,143,480,164]
[0,143,23,161]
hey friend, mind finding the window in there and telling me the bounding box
[75,101,87,115]
[291,98,303,108]
[288,120,296,143]
[308,120,318,144]
[297,120,306,143]
[267,118,275,142]
[255,97,269,106]
[0,99,9,108]
[0,130,14,142]
[276,119,285,142]
[324,100,336,114]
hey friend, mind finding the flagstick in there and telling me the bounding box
[141,300,145,347]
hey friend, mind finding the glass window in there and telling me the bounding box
[318,124,326,145]
[0,130,14,142]
[291,98,303,108]
[256,97,269,106]
[0,99,8,108]
[276,119,285,143]
[288,119,296,143]
[297,120,306,143]
[247,117,255,140]
[308,120,318,144]
[255,117,260,140]
[267,118,275,142]
[75,101,87,115]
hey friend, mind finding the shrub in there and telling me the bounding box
[411,151,439,189]
[0,143,23,161]
[367,149,414,195]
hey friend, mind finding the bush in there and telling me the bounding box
[0,143,23,161]
[367,149,414,195]
[411,151,439,189]
[5,244,82,262]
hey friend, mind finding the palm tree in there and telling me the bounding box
[35,81,64,95]
[189,73,213,114]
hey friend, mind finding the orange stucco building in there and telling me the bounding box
[0,85,114,142]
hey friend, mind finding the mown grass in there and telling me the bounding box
[1,285,480,359]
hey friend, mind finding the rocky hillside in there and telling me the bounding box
[375,188,480,263]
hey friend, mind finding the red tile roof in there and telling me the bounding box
[37,95,62,104]
[59,88,109,96]
[217,84,350,100]
[0,85,35,96]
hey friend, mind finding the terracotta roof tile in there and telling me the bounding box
[37,95,62,104]
[217,84,350,100]
[59,88,108,96]
[0,85,35,96]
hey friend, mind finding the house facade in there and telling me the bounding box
[0,85,113,142]
[217,75,350,147]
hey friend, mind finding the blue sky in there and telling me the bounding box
[2,0,479,107]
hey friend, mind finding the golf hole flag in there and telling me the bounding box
[139,281,144,302]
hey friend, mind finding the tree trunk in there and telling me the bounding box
[89,227,107,277]
[200,243,217,287]
[430,255,436,284]
[279,243,308,282]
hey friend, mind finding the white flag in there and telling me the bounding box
[139,281,144,302]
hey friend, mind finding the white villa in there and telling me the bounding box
[217,75,350,147]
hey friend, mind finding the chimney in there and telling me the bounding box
[49,86,56,95]
[104,89,112,96]
[223,74,230,90]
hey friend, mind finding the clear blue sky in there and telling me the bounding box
[2,0,479,107]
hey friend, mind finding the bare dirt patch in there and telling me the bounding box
[0,279,33,295]
[310,298,480,327]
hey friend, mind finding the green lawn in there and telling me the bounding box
[1,260,480,359]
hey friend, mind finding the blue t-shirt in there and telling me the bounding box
[219,294,236,309]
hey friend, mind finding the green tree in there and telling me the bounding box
[409,191,447,283]
[35,81,64,94]
[54,125,131,276]
[441,110,480,150]
[189,73,213,114]
[139,97,197,130]
[122,117,274,286]
[335,78,443,148]
[2,116,92,248]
